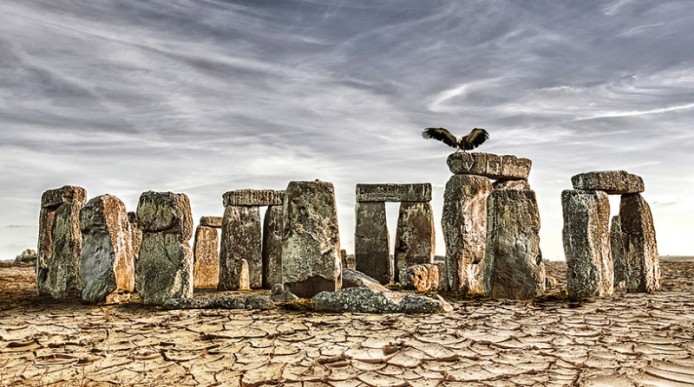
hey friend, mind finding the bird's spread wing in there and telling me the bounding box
[461,128,489,149]
[422,127,458,148]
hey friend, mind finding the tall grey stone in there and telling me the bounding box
[613,194,660,292]
[355,201,392,284]
[219,206,262,290]
[562,190,614,300]
[136,191,194,305]
[37,185,87,299]
[80,194,134,304]
[442,175,492,293]
[394,202,435,282]
[193,225,219,289]
[282,180,341,298]
[262,205,284,288]
[486,189,545,299]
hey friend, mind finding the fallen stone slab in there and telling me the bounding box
[447,152,531,180]
[356,183,432,202]
[342,269,388,291]
[571,170,644,194]
[223,189,284,207]
[399,264,441,292]
[199,216,223,228]
[163,295,275,310]
[312,287,452,314]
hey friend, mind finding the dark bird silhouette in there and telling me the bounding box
[422,127,489,152]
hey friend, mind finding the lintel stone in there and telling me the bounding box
[356,183,431,203]
[571,171,644,194]
[447,152,531,180]
[199,216,223,228]
[223,189,284,207]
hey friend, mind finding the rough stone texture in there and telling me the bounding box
[356,183,432,202]
[262,205,283,289]
[15,249,37,263]
[282,180,342,298]
[270,284,300,302]
[312,288,453,314]
[486,189,546,299]
[223,189,284,207]
[613,194,661,292]
[399,264,441,292]
[447,152,531,180]
[493,179,531,190]
[394,202,435,282]
[79,194,134,304]
[433,261,447,292]
[562,190,614,300]
[355,201,392,284]
[37,185,87,299]
[219,206,262,290]
[127,212,142,262]
[135,191,194,305]
[340,249,356,271]
[193,225,219,289]
[342,269,388,291]
[163,295,274,310]
[442,175,492,293]
[571,170,645,194]
[199,216,223,228]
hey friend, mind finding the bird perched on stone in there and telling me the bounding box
[422,127,489,152]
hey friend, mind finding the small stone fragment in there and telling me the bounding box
[399,264,441,292]
[219,206,262,290]
[356,183,432,202]
[312,287,452,314]
[15,249,37,263]
[571,170,644,194]
[342,269,388,291]
[447,152,531,180]
[262,205,283,288]
[355,201,392,284]
[199,216,223,228]
[222,189,284,207]
[193,225,219,289]
[394,202,435,281]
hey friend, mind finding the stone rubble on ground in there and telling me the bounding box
[312,287,453,314]
[342,269,388,291]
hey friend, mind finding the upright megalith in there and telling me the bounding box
[193,223,219,289]
[282,180,341,298]
[37,185,87,299]
[136,191,194,305]
[612,194,660,292]
[562,190,614,300]
[442,174,492,293]
[355,201,391,284]
[79,194,134,304]
[486,189,545,299]
[262,205,283,288]
[394,202,435,281]
[219,206,262,290]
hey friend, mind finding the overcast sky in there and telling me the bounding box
[1,0,693,260]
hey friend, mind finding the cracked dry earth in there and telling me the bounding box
[1,261,693,387]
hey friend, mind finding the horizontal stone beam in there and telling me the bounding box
[199,216,222,228]
[447,152,531,180]
[223,189,285,207]
[571,171,644,194]
[356,183,432,202]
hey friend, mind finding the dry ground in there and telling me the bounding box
[1,260,693,386]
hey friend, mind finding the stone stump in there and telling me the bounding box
[80,194,134,304]
[193,225,219,289]
[282,180,341,298]
[355,201,391,284]
[562,190,614,300]
[219,206,262,290]
[37,185,87,299]
[136,191,194,305]
[486,189,545,299]
[262,205,283,288]
[442,174,492,293]
[394,202,435,282]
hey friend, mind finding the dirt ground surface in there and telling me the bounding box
[1,260,693,386]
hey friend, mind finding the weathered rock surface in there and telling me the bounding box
[135,192,194,305]
[486,189,545,299]
[219,206,262,290]
[342,269,388,291]
[199,216,223,228]
[223,189,284,207]
[571,170,644,194]
[163,295,274,310]
[612,194,660,292]
[37,185,87,299]
[493,179,531,190]
[282,180,342,298]
[341,249,356,271]
[442,175,492,293]
[127,212,142,262]
[356,183,432,202]
[312,287,452,314]
[394,202,435,281]
[270,284,300,302]
[447,152,531,180]
[399,264,441,292]
[355,201,392,284]
[193,225,219,289]
[262,205,283,289]
[15,249,37,263]
[562,190,614,300]
[79,194,134,304]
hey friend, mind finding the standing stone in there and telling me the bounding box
[37,185,87,299]
[613,194,660,292]
[262,205,284,288]
[394,202,435,282]
[442,175,492,293]
[80,194,134,304]
[282,180,341,298]
[128,212,142,261]
[562,190,614,300]
[219,206,262,290]
[193,225,219,289]
[355,201,392,284]
[486,190,545,299]
[610,215,627,287]
[136,191,194,305]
